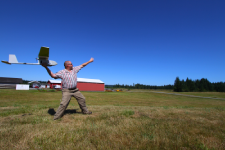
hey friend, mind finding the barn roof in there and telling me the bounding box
[78,78,104,84]
[48,78,104,84]
[48,80,61,83]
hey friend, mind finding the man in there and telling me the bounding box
[42,58,94,120]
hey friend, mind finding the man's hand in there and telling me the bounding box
[81,58,94,68]
[89,58,94,63]
[41,63,48,68]
[41,63,57,79]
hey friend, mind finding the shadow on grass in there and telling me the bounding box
[47,108,81,116]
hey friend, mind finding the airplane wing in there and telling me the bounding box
[38,47,49,60]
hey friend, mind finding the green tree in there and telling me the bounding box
[174,77,182,92]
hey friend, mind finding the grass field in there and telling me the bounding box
[0,89,225,149]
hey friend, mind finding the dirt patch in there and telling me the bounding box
[0,106,19,110]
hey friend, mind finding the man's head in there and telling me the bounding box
[64,61,73,70]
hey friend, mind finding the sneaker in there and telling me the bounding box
[82,111,92,115]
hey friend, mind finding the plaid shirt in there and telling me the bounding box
[54,66,81,89]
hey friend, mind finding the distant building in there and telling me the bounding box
[39,83,50,88]
[0,77,23,89]
[28,81,40,88]
[0,77,22,84]
[47,78,104,91]
[27,81,50,88]
[47,80,61,89]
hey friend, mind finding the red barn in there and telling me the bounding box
[47,80,61,89]
[47,78,104,91]
[77,78,104,91]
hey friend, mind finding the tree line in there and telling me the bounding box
[105,83,174,90]
[105,77,225,92]
[174,77,225,92]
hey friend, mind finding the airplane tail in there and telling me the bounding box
[9,54,18,63]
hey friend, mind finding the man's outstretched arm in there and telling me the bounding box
[80,58,94,68]
[42,64,57,79]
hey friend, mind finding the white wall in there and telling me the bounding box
[16,84,29,90]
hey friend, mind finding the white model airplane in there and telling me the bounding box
[1,47,57,66]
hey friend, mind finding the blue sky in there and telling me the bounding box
[0,0,224,85]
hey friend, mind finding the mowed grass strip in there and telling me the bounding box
[0,89,225,149]
[128,89,225,99]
